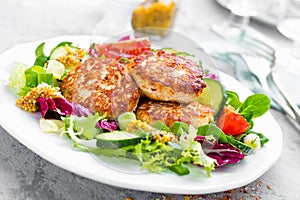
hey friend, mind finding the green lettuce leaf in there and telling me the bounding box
[63,113,103,140]
[178,125,216,176]
[74,123,216,176]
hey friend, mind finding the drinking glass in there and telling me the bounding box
[274,0,300,106]
[93,0,143,37]
[277,0,300,74]
[211,0,272,39]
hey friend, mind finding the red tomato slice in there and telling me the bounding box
[91,37,151,59]
[216,106,251,135]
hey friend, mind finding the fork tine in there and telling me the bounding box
[242,41,274,59]
[238,34,276,62]
[239,33,275,52]
[241,35,274,53]
[238,34,300,124]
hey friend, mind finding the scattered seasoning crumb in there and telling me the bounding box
[184,195,191,200]
[184,195,204,200]
[250,194,262,199]
[222,195,232,200]
[224,189,232,194]
[153,196,173,200]
[259,180,265,186]
[243,187,249,194]
[126,179,271,200]
[167,195,173,200]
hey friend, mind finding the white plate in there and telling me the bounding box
[0,35,282,195]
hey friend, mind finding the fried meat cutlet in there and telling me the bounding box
[136,100,214,129]
[60,57,140,119]
[129,50,206,104]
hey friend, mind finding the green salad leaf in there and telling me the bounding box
[8,63,29,95]
[169,164,190,176]
[63,113,104,140]
[74,124,216,176]
[34,42,49,67]
[34,55,49,67]
[226,91,270,121]
[138,140,182,173]
[226,91,242,109]
[247,130,269,146]
[197,124,254,155]
[154,120,171,132]
[14,65,54,96]
[173,121,189,136]
[239,94,271,119]
[197,124,228,143]
[178,125,216,176]
[35,42,46,57]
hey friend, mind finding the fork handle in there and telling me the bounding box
[254,74,297,120]
[264,85,297,121]
[271,72,300,124]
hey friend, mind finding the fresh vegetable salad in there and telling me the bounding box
[8,36,270,177]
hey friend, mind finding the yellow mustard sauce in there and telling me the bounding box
[131,0,177,36]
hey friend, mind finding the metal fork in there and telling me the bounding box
[239,35,300,124]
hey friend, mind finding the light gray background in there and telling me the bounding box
[1,0,300,199]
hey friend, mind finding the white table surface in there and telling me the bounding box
[1,0,300,199]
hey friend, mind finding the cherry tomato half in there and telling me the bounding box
[216,106,251,135]
[91,38,151,59]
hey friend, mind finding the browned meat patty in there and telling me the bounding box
[60,57,140,119]
[136,100,214,129]
[129,50,206,104]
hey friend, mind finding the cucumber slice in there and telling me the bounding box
[49,44,78,60]
[46,60,65,79]
[197,78,227,117]
[95,131,145,149]
[227,136,254,155]
[117,112,137,131]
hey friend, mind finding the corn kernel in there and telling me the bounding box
[16,84,61,113]
[57,45,86,68]
[152,130,175,143]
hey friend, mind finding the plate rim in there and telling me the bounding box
[0,35,283,195]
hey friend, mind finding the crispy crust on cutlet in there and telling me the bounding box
[129,50,206,104]
[136,100,214,129]
[60,57,140,119]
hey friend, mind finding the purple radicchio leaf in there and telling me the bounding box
[96,120,118,131]
[118,34,138,41]
[71,102,94,117]
[70,103,118,130]
[205,73,221,82]
[37,97,72,119]
[37,97,118,131]
[88,43,97,58]
[37,97,92,119]
[195,135,245,167]
[51,97,73,115]
[37,97,57,118]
